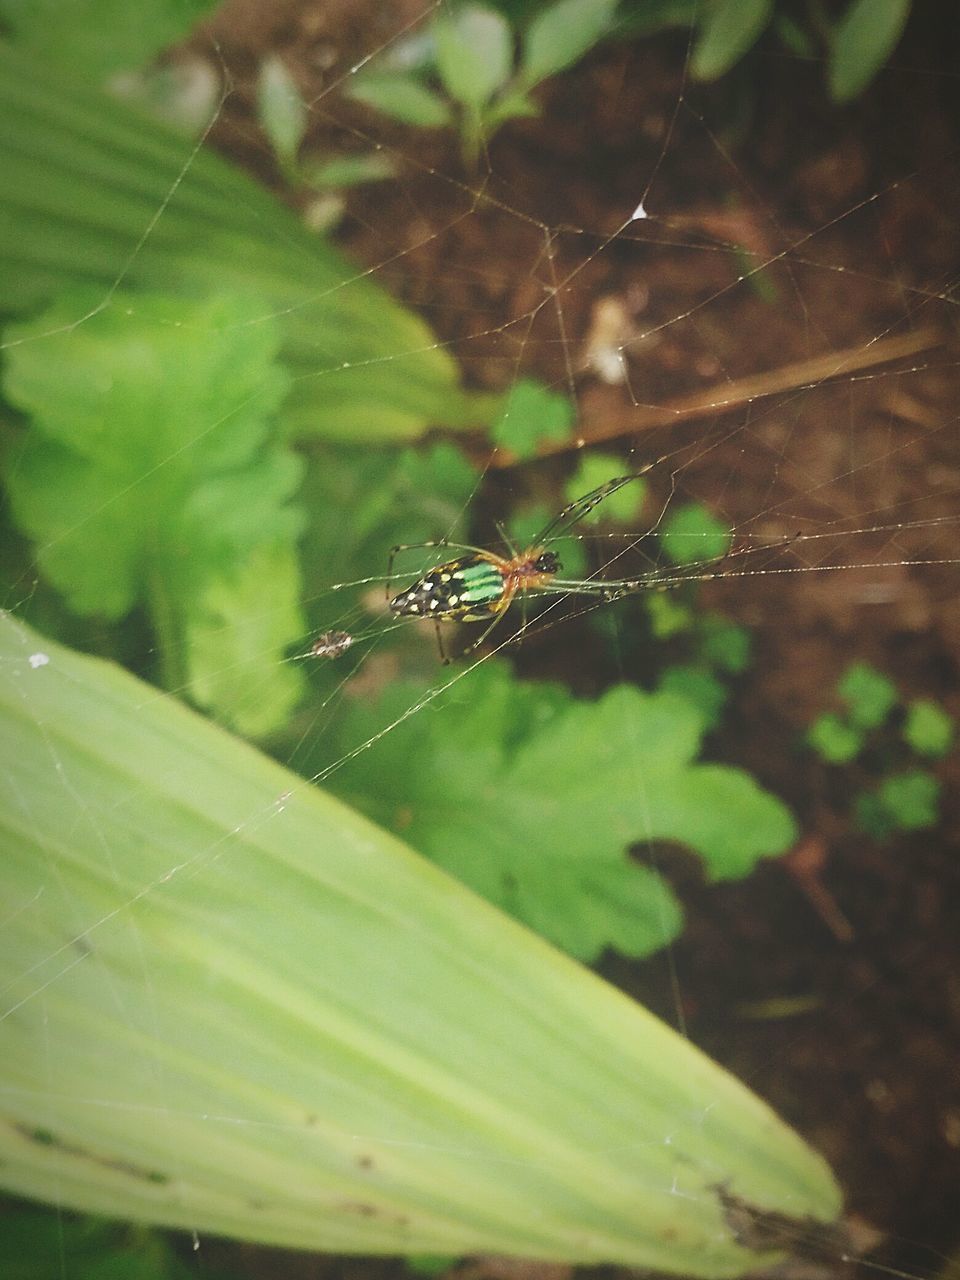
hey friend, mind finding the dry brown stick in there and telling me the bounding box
[489,326,945,467]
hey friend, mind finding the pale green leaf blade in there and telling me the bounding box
[347,73,454,127]
[521,0,618,87]
[0,615,841,1266]
[257,54,308,168]
[829,0,911,101]
[302,153,396,189]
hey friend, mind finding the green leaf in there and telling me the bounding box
[184,541,307,740]
[837,661,898,731]
[491,377,575,458]
[658,664,729,731]
[331,664,797,959]
[0,1208,200,1280]
[697,614,752,673]
[0,41,481,442]
[828,0,911,102]
[564,452,647,525]
[2,289,307,734]
[256,54,309,169]
[645,589,694,638]
[0,614,841,1266]
[0,0,220,80]
[876,769,940,831]
[301,153,396,189]
[520,0,618,87]
[406,1257,458,1278]
[658,501,732,567]
[773,11,817,57]
[482,87,541,130]
[806,713,863,765]
[346,73,454,127]
[434,3,514,112]
[690,0,774,81]
[300,442,478,625]
[903,698,954,759]
[618,0,698,36]
[853,789,893,839]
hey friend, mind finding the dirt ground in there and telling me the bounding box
[190,3,959,1277]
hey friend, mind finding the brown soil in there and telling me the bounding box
[190,3,960,1278]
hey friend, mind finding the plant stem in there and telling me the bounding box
[147,569,185,694]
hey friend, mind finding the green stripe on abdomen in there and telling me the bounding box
[455,561,505,605]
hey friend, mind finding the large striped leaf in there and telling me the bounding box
[0,614,841,1271]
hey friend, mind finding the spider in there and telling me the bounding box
[387,468,659,660]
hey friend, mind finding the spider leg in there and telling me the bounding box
[495,520,518,558]
[456,583,517,659]
[531,455,668,546]
[434,622,450,665]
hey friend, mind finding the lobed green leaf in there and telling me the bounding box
[330,664,797,958]
[2,289,307,734]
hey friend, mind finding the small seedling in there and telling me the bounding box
[806,661,953,837]
[347,0,619,169]
[257,53,393,226]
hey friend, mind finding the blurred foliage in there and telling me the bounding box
[0,40,485,442]
[836,660,898,730]
[0,0,219,79]
[621,0,913,102]
[0,1204,220,1280]
[854,769,941,838]
[481,0,915,102]
[806,662,953,837]
[3,290,305,736]
[492,377,575,459]
[903,698,954,758]
[255,52,395,210]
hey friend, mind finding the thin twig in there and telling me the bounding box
[490,326,945,466]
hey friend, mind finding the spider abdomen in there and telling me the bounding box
[390,555,507,621]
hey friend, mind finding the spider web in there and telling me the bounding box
[1,1,959,1277]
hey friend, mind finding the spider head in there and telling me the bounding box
[532,551,562,575]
